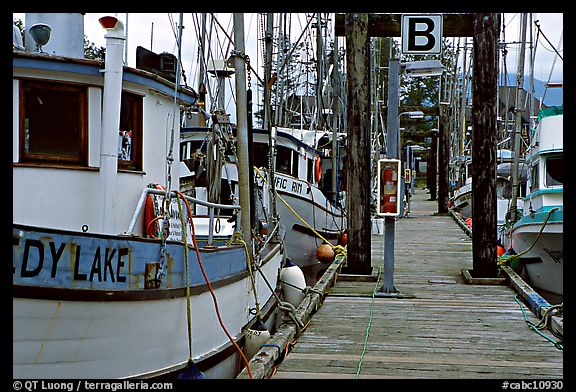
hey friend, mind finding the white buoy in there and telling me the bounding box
[243,318,270,361]
[280,258,306,307]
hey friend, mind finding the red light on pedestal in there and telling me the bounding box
[99,16,119,29]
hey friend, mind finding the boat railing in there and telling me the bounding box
[126,187,240,246]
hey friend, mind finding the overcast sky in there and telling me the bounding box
[14,12,563,114]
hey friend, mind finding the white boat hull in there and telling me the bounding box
[270,173,345,269]
[508,221,563,297]
[13,225,283,379]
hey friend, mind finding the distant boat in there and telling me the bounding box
[502,106,563,301]
[450,152,526,236]
[13,13,283,379]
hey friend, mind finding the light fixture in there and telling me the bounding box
[399,111,425,119]
[29,23,51,53]
[99,16,119,30]
[401,60,444,77]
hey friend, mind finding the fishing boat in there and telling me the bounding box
[501,106,563,301]
[180,125,347,285]
[13,13,284,379]
[180,13,347,286]
[450,156,472,218]
[450,151,525,236]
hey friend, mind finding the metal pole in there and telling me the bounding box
[378,57,399,294]
[509,13,528,225]
[99,18,125,234]
[232,13,252,247]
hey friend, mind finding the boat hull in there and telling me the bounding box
[266,173,345,270]
[13,224,282,379]
[507,218,563,297]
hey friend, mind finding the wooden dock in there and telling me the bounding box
[266,191,563,379]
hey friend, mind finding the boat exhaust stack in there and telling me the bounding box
[99,16,125,234]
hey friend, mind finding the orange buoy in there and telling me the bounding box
[316,243,335,264]
[144,184,166,238]
[465,217,472,227]
[314,157,322,183]
[338,231,348,247]
[497,245,506,257]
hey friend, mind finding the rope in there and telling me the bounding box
[173,190,253,379]
[355,251,384,378]
[514,294,563,350]
[176,194,193,361]
[228,231,262,320]
[531,303,563,334]
[251,261,306,333]
[253,166,346,258]
[498,207,560,266]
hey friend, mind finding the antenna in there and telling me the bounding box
[29,23,51,52]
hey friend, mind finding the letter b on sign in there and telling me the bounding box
[401,15,443,55]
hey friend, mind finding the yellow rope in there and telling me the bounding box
[254,166,347,258]
[176,193,193,361]
[229,231,262,319]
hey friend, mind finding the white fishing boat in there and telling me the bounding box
[450,152,525,235]
[502,106,563,301]
[13,13,284,379]
[180,125,347,285]
[451,156,472,218]
[179,13,347,286]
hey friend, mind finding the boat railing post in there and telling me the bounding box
[208,206,215,246]
[126,188,152,234]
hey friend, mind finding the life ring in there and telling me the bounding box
[314,157,322,183]
[144,184,166,238]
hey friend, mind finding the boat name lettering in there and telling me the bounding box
[14,237,128,283]
[275,177,288,190]
[274,177,303,194]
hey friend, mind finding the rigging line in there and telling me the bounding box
[191,13,217,111]
[210,13,264,87]
[276,13,317,78]
[190,15,205,89]
[534,20,563,60]
[541,30,562,104]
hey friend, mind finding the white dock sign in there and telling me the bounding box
[401,14,443,55]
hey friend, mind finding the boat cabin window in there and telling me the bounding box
[530,163,539,193]
[20,80,143,171]
[276,146,298,177]
[20,80,88,165]
[118,92,143,171]
[253,143,269,169]
[545,156,563,187]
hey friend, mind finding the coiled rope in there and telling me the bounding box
[514,294,563,350]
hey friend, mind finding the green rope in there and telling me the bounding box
[514,294,563,350]
[176,194,193,361]
[355,259,384,378]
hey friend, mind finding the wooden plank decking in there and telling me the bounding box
[269,191,563,379]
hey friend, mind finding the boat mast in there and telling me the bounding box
[198,13,208,125]
[264,13,279,232]
[315,13,324,130]
[232,13,253,247]
[331,37,340,199]
[508,13,528,225]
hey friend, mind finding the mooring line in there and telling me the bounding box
[355,238,385,379]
